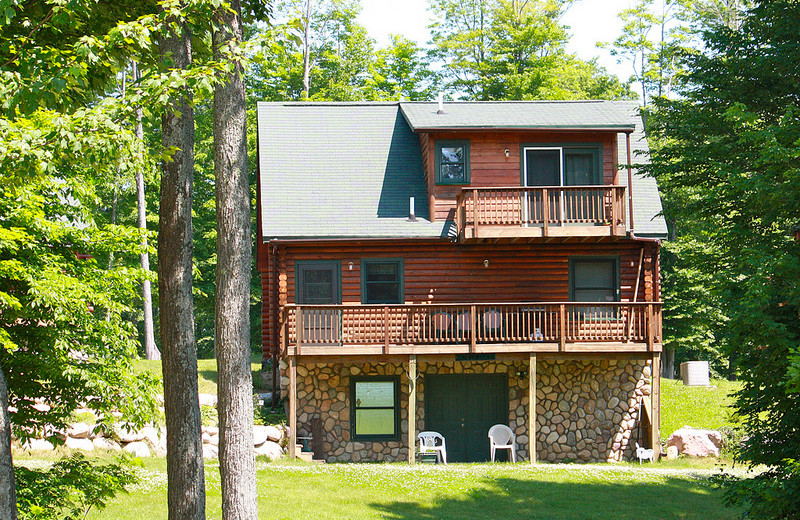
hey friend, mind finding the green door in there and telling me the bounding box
[425,374,508,462]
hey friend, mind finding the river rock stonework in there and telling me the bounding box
[281,358,651,463]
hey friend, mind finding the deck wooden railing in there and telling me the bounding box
[456,186,626,239]
[282,302,661,354]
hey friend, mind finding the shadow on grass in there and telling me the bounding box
[369,474,737,520]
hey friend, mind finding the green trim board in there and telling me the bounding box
[435,139,471,185]
[295,261,342,304]
[520,143,603,187]
[351,376,401,441]
[360,258,404,304]
[568,256,620,302]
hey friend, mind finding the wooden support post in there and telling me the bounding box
[470,305,477,353]
[651,353,661,460]
[472,189,479,239]
[288,355,297,459]
[408,355,417,464]
[296,307,303,355]
[542,188,550,236]
[627,248,645,343]
[559,304,566,351]
[384,306,390,354]
[647,304,655,350]
[529,352,537,464]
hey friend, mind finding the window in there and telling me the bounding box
[361,259,403,304]
[569,258,619,302]
[436,140,470,184]
[351,377,400,440]
[296,261,341,304]
[524,145,602,186]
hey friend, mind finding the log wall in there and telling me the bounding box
[260,239,658,358]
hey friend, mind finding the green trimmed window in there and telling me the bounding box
[361,259,403,304]
[436,140,470,184]
[351,377,400,440]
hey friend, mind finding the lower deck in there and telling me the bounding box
[283,353,661,464]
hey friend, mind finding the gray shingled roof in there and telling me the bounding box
[615,101,668,238]
[258,101,667,240]
[258,102,443,240]
[400,100,637,131]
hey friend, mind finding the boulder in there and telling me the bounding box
[254,441,283,460]
[93,437,121,451]
[666,445,679,460]
[115,424,145,443]
[67,423,92,439]
[203,444,219,459]
[123,441,151,458]
[65,437,95,452]
[198,393,217,407]
[140,426,160,447]
[666,427,722,457]
[23,438,55,452]
[253,425,282,446]
[208,434,219,447]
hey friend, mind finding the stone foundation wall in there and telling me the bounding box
[282,357,651,463]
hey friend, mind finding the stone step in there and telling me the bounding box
[295,445,325,463]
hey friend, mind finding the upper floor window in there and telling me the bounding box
[361,258,404,304]
[569,257,619,302]
[523,145,602,186]
[436,140,470,185]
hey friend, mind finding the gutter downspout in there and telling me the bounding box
[626,130,635,233]
[270,239,280,409]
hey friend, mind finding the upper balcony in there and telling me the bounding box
[455,186,627,242]
[281,302,662,357]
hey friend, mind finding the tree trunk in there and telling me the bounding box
[0,367,17,520]
[213,1,258,518]
[133,61,160,361]
[157,15,205,520]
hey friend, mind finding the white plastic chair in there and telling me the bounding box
[635,442,654,464]
[418,431,447,464]
[488,424,516,462]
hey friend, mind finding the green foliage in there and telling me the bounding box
[15,454,138,520]
[645,1,800,516]
[429,0,635,100]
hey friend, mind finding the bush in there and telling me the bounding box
[15,454,138,520]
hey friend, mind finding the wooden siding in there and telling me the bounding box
[260,239,658,358]
[419,131,620,222]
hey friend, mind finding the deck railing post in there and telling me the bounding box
[296,307,303,355]
[647,303,654,351]
[456,192,463,240]
[384,306,390,354]
[470,305,477,353]
[472,189,479,239]
[559,304,566,351]
[542,188,549,236]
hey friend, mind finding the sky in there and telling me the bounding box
[357,0,635,85]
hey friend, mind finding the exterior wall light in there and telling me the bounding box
[504,148,510,158]
[348,261,354,270]
[483,259,489,268]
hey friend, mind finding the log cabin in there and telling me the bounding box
[256,100,668,463]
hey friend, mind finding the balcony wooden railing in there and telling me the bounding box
[281,302,662,356]
[456,186,627,241]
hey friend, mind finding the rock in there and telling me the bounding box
[666,445,679,460]
[140,426,160,447]
[66,437,95,451]
[208,434,219,446]
[93,437,121,451]
[124,441,151,458]
[203,444,219,459]
[253,425,270,446]
[67,423,92,439]
[666,427,723,457]
[198,393,217,407]
[23,438,55,452]
[254,441,284,459]
[115,425,145,443]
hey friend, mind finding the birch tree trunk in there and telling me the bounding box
[302,0,312,98]
[157,14,205,520]
[133,61,160,361]
[213,1,257,517]
[0,367,17,520]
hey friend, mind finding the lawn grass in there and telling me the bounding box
[88,459,740,520]
[134,355,264,395]
[660,378,741,438]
